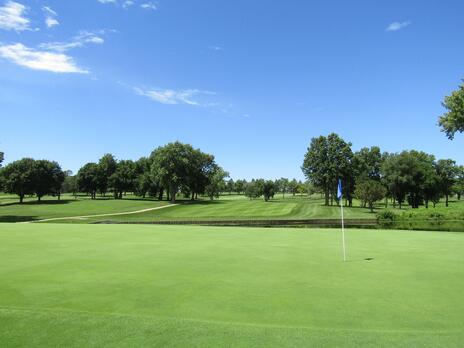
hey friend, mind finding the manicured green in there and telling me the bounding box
[0,223,463,347]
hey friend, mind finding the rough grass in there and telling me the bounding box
[0,223,463,347]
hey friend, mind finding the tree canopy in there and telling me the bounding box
[439,81,464,139]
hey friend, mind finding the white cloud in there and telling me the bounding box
[97,0,116,4]
[0,43,87,73]
[40,31,105,52]
[43,6,59,28]
[386,21,411,32]
[140,2,157,10]
[134,87,214,106]
[45,17,58,28]
[42,6,57,16]
[0,1,30,31]
[123,1,135,8]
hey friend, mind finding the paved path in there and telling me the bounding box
[22,204,178,223]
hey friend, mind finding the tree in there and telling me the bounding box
[262,180,275,201]
[302,133,353,206]
[134,157,152,198]
[0,158,36,203]
[205,167,228,200]
[454,166,464,200]
[77,163,99,199]
[276,178,289,198]
[436,159,458,207]
[354,180,386,212]
[97,154,117,196]
[62,172,78,196]
[226,179,235,195]
[244,180,261,200]
[0,151,3,166]
[150,142,218,202]
[288,179,299,196]
[235,179,246,195]
[33,160,65,201]
[151,142,193,202]
[439,80,464,139]
[382,151,436,209]
[109,160,137,199]
[352,146,382,182]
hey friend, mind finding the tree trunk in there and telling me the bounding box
[324,186,329,206]
[158,188,164,201]
[19,194,24,204]
[170,184,176,203]
[445,194,449,207]
[191,192,195,201]
[425,199,429,209]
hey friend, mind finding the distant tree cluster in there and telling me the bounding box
[302,133,464,210]
[220,177,305,201]
[0,158,65,203]
[75,142,226,202]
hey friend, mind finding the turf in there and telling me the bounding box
[0,223,463,347]
[0,194,168,222]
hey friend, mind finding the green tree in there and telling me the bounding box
[438,80,464,139]
[0,151,3,166]
[234,179,246,195]
[0,158,36,203]
[352,146,382,182]
[262,180,275,201]
[109,160,137,199]
[302,133,353,206]
[354,179,386,212]
[276,178,289,198]
[205,167,228,200]
[97,154,117,196]
[151,142,193,202]
[77,163,99,199]
[33,160,65,201]
[244,180,261,200]
[436,159,458,207]
[62,172,78,196]
[382,151,436,209]
[454,166,464,200]
[134,157,152,198]
[226,179,235,194]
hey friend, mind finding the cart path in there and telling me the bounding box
[21,203,178,223]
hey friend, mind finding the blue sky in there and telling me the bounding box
[1,0,463,180]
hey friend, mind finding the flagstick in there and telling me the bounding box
[340,198,346,262]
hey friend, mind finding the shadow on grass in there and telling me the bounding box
[0,216,38,222]
[0,200,73,208]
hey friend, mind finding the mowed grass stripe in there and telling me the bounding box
[1,224,463,346]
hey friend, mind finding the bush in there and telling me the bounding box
[377,210,397,223]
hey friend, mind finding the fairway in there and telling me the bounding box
[0,224,463,347]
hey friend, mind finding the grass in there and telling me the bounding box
[0,223,463,347]
[1,193,464,226]
[0,194,168,222]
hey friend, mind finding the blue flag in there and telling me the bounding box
[337,179,343,199]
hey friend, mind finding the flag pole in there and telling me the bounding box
[338,179,346,262]
[341,197,346,262]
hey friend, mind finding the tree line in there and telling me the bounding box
[302,133,464,211]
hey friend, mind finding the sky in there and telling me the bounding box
[0,0,463,180]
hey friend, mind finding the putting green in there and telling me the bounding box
[0,223,463,347]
